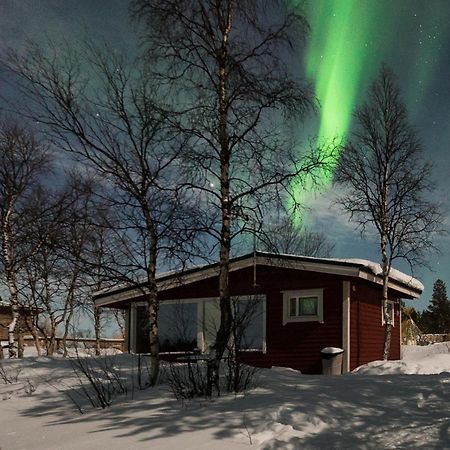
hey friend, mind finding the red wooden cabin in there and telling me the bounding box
[93,252,422,373]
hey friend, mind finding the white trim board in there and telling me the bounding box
[342,281,351,373]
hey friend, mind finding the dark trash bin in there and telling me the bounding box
[321,347,344,375]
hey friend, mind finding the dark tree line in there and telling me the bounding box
[410,279,450,335]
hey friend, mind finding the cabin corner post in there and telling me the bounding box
[129,303,137,353]
[342,281,351,373]
[124,305,131,352]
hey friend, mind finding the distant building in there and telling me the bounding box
[0,302,37,342]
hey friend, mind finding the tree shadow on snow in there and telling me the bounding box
[17,367,450,449]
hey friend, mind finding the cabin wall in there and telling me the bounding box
[157,266,345,374]
[240,267,344,374]
[349,282,401,370]
[129,265,404,374]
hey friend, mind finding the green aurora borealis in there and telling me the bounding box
[305,0,385,148]
[291,0,448,223]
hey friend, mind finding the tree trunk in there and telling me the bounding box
[2,200,20,358]
[381,155,391,361]
[206,3,233,396]
[30,328,42,357]
[62,304,74,358]
[147,296,159,386]
[46,318,57,356]
[62,266,80,357]
[7,310,18,358]
[146,248,160,386]
[17,327,24,358]
[381,235,391,360]
[142,203,160,386]
[94,306,102,356]
[22,311,42,356]
[207,220,232,395]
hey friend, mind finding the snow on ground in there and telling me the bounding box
[354,342,450,375]
[2,344,450,449]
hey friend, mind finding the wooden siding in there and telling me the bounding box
[130,263,403,374]
[349,282,401,370]
[157,265,345,374]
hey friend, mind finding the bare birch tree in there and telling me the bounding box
[334,66,443,359]
[130,0,335,394]
[259,215,335,257]
[3,41,198,382]
[0,121,50,357]
[19,179,93,356]
[84,212,114,357]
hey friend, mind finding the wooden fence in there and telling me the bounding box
[22,336,125,352]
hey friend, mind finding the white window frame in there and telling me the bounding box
[282,288,324,325]
[382,300,395,327]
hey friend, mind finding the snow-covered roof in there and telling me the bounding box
[258,252,424,292]
[331,258,424,292]
[94,251,423,307]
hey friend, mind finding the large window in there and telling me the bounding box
[282,289,324,324]
[159,302,198,352]
[233,296,265,351]
[132,295,266,354]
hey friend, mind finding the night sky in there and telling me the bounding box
[0,0,449,310]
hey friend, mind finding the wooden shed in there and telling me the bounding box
[93,252,422,373]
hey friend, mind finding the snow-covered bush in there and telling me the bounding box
[164,359,209,400]
[70,355,127,409]
[164,357,259,400]
[225,356,259,394]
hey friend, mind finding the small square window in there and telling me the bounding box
[299,297,318,316]
[282,289,324,324]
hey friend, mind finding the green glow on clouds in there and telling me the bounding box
[290,0,388,222]
[289,0,449,226]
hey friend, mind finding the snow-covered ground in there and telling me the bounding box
[2,344,450,449]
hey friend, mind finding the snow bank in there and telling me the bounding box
[354,343,450,375]
[402,341,450,359]
[0,343,122,359]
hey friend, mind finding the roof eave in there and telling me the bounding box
[94,254,422,308]
[357,269,421,299]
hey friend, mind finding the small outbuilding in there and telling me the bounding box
[0,301,39,357]
[93,252,422,374]
[0,302,37,340]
